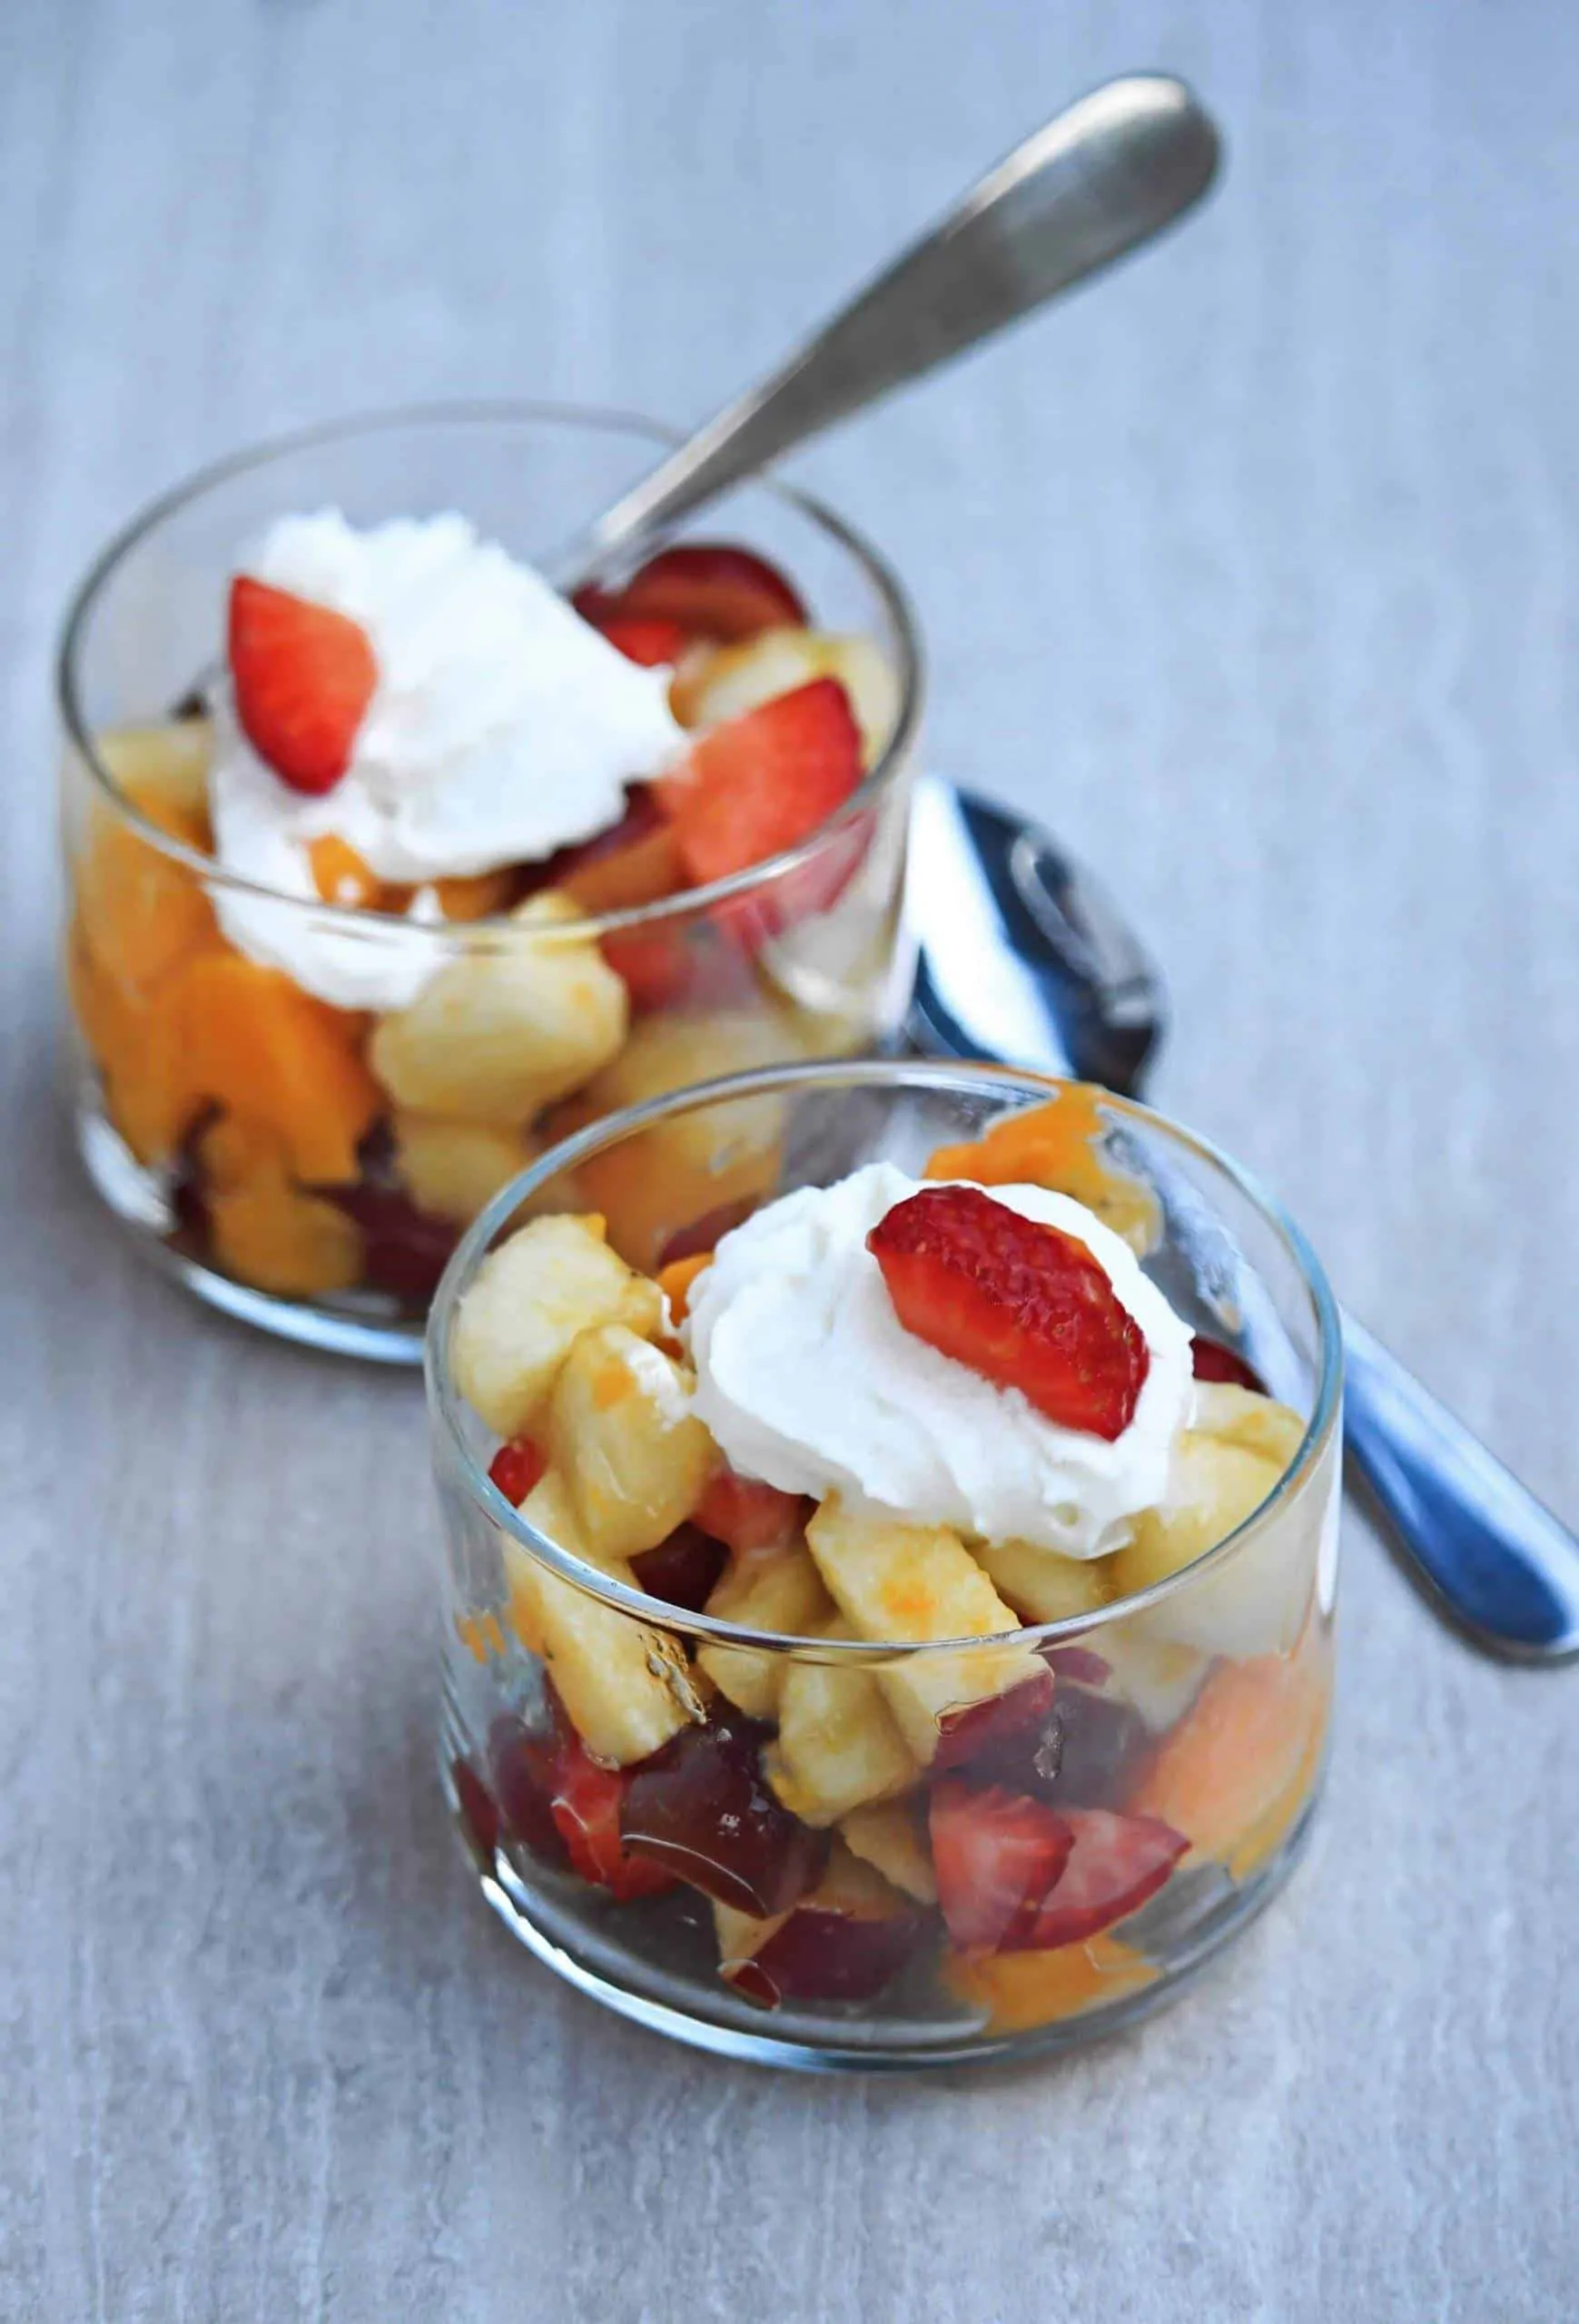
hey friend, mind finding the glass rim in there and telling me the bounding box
[55,398,924,940]
[426,1059,1345,1659]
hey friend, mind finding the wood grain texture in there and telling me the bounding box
[3,0,1576,2316]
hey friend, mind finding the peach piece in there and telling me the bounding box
[942,1934,1159,2034]
[198,1108,364,1295]
[925,1089,1160,1254]
[656,1250,712,1324]
[1124,1645,1332,1868]
[65,927,194,1165]
[168,952,381,1184]
[77,779,219,992]
[1225,1674,1333,1882]
[557,822,686,915]
[309,834,397,911]
[434,869,519,921]
[207,1170,365,1297]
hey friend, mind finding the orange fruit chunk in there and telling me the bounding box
[925,1089,1161,1253]
[557,821,685,915]
[656,1249,712,1323]
[308,834,398,911]
[943,1932,1159,2034]
[66,926,193,1164]
[167,951,381,1183]
[433,869,518,921]
[199,1108,365,1296]
[77,780,218,992]
[1125,1643,1332,1869]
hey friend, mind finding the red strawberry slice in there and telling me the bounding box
[695,1469,808,1557]
[867,1185,1150,1441]
[575,543,806,643]
[656,676,863,889]
[1190,1334,1268,1393]
[598,923,698,1013]
[594,613,689,668]
[929,1783,1075,1954]
[1019,1807,1187,1950]
[488,1435,547,1506]
[548,1724,677,1902]
[228,576,377,795]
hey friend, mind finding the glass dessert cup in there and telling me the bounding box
[57,404,922,1363]
[429,1062,1343,2073]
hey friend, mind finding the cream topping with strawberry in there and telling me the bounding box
[209,511,684,1009]
[684,1162,1194,1560]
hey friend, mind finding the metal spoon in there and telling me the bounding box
[906,775,1579,1662]
[564,75,1219,579]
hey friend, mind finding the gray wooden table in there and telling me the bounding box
[5,2,1576,2317]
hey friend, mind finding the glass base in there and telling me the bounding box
[446,1758,1325,2075]
[75,1100,425,1364]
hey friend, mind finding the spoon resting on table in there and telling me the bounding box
[904,776,1579,1664]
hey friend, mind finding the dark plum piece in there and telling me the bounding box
[1039,1686,1149,1809]
[1038,1645,1111,1688]
[1190,1334,1268,1394]
[734,1903,923,2007]
[488,1716,568,1868]
[656,1196,761,1269]
[933,1669,1056,1774]
[620,1713,826,1917]
[574,542,807,643]
[326,1184,459,1301]
[630,1523,728,1613]
[940,1679,1146,1812]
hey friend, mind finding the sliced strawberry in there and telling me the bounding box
[450,1757,501,1862]
[695,1468,808,1557]
[548,1724,677,1902]
[228,576,377,795]
[1190,1334,1268,1393]
[1018,1807,1187,1950]
[488,1435,547,1506]
[598,923,697,1013]
[575,543,806,644]
[867,1185,1150,1441]
[656,677,863,888]
[929,1783,1075,1954]
[595,614,689,668]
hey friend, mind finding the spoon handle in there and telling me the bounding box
[1341,1314,1579,1660]
[577,75,1218,571]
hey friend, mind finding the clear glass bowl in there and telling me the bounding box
[57,404,923,1362]
[429,1061,1343,2072]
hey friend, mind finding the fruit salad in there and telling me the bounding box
[436,1078,1340,2061]
[63,508,911,1335]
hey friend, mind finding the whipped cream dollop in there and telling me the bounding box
[209,510,684,1009]
[685,1161,1194,1558]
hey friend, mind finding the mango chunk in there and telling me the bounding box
[168,951,380,1183]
